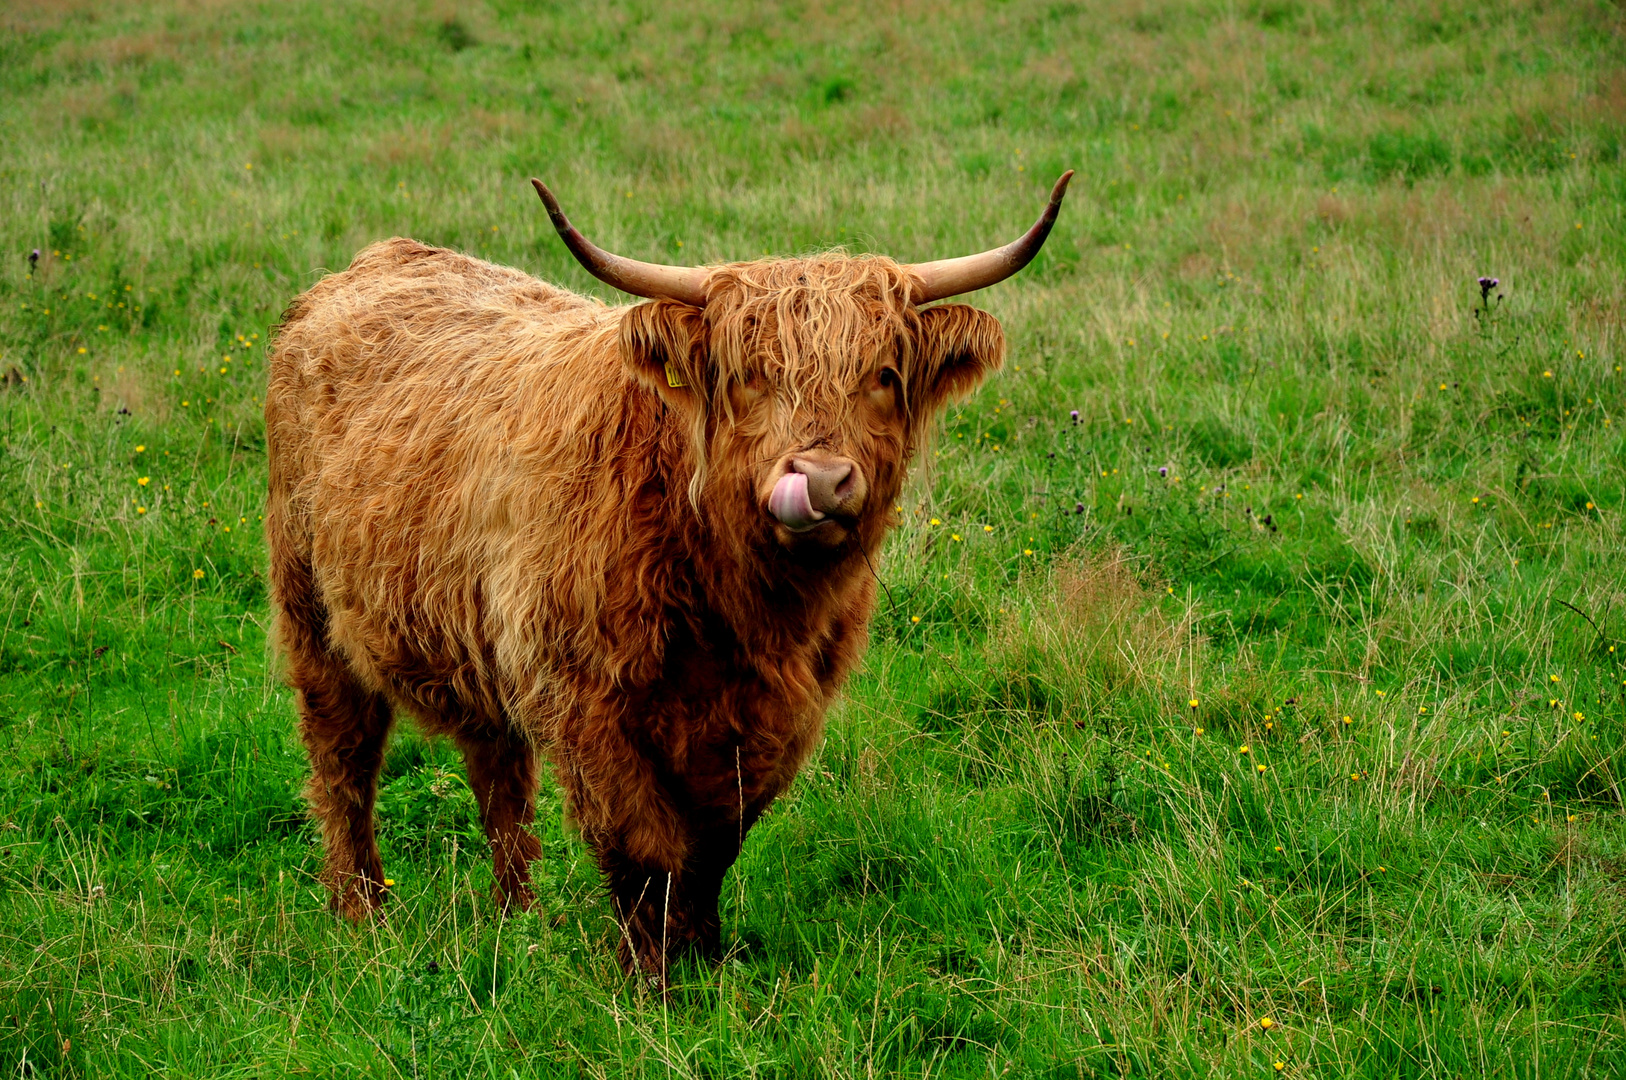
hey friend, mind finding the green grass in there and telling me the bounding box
[2,0,1625,1075]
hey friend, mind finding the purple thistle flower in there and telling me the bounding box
[1159,466,1169,477]
[29,249,39,267]
[1477,276,1498,300]
[1069,409,1080,424]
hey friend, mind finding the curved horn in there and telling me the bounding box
[531,178,709,306]
[906,170,1074,304]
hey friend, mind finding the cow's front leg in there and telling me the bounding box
[598,848,685,982]
[597,815,764,981]
[594,833,727,980]
[556,719,692,978]
[678,746,782,960]
[676,824,745,960]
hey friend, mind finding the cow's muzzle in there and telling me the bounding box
[767,452,867,542]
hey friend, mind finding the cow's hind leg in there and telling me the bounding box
[274,553,395,919]
[457,727,542,910]
[291,653,395,919]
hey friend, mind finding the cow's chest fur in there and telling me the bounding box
[546,567,875,856]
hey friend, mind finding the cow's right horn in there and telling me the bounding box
[531,179,709,306]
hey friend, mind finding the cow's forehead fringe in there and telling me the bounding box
[701,254,920,393]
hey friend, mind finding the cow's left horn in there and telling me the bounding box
[904,170,1074,304]
[531,179,709,306]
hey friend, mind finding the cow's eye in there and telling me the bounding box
[866,366,901,412]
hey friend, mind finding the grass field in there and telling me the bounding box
[2,0,1625,1075]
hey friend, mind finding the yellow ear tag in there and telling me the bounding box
[664,361,688,389]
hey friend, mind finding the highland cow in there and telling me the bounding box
[265,172,1072,977]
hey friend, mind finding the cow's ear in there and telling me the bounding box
[913,304,1005,417]
[620,299,710,415]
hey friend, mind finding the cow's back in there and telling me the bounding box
[266,239,678,729]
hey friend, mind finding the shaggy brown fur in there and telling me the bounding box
[266,238,1004,976]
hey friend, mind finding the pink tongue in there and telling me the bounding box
[769,472,824,530]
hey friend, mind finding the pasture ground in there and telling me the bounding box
[2,1,1625,1075]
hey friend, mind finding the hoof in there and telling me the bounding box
[328,871,389,921]
[494,880,537,914]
